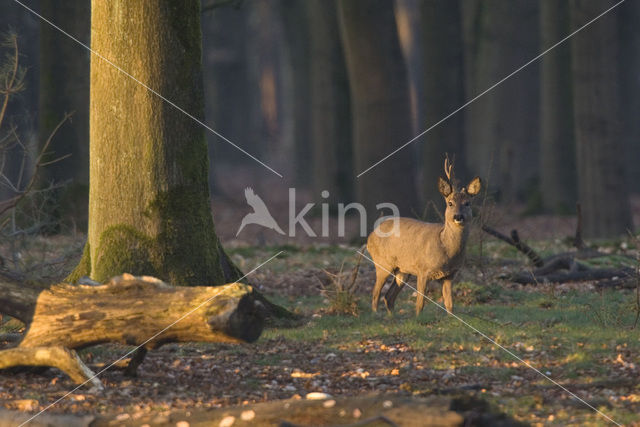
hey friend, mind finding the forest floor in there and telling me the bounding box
[2,199,640,426]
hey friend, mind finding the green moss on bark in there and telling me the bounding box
[147,186,223,286]
[66,242,91,283]
[93,225,155,283]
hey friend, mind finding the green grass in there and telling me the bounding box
[244,241,640,425]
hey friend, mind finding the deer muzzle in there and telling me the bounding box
[453,214,465,225]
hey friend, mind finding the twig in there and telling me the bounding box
[0,112,72,216]
[0,34,22,128]
[633,261,640,329]
[348,251,363,291]
[574,202,586,250]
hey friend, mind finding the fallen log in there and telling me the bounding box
[0,274,263,386]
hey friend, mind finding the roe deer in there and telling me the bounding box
[367,158,481,315]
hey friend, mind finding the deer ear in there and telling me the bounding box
[438,176,452,197]
[466,177,482,196]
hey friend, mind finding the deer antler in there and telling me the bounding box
[444,154,455,185]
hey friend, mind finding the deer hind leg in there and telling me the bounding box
[371,265,391,312]
[442,278,453,313]
[383,272,405,313]
[415,274,428,316]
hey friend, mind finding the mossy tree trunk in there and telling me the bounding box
[68,1,229,285]
[569,0,633,238]
[338,0,418,223]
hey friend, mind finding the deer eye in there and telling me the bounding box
[448,201,453,207]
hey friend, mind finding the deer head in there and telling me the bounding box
[438,157,482,227]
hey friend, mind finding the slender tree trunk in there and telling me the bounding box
[421,0,467,209]
[618,0,640,193]
[245,0,282,170]
[462,0,540,203]
[68,1,227,284]
[539,0,576,213]
[309,0,353,203]
[338,0,418,222]
[38,0,90,229]
[570,0,633,238]
[281,0,312,186]
[201,4,250,193]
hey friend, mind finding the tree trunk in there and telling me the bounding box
[0,274,262,385]
[338,0,418,222]
[462,0,540,203]
[421,0,467,210]
[244,0,282,170]
[38,0,90,229]
[309,0,353,203]
[618,0,640,193]
[281,0,312,187]
[570,0,633,238]
[68,1,227,284]
[539,0,576,213]
[201,4,250,192]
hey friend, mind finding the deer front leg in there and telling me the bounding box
[415,274,427,316]
[371,266,390,312]
[442,279,453,313]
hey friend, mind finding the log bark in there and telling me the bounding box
[0,274,263,385]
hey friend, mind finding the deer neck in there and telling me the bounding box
[440,220,469,258]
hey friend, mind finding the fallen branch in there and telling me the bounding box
[511,267,636,285]
[481,225,544,267]
[483,223,639,286]
[0,346,103,390]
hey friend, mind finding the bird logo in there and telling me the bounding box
[236,187,285,236]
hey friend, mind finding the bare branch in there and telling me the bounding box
[0,112,72,217]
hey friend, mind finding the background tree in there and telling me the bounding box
[308,0,353,203]
[462,0,540,203]
[38,0,90,229]
[569,0,633,238]
[69,1,236,284]
[421,0,467,209]
[201,3,251,193]
[539,0,576,213]
[618,0,640,194]
[338,0,418,221]
[281,0,312,187]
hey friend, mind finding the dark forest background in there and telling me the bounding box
[2,0,639,240]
